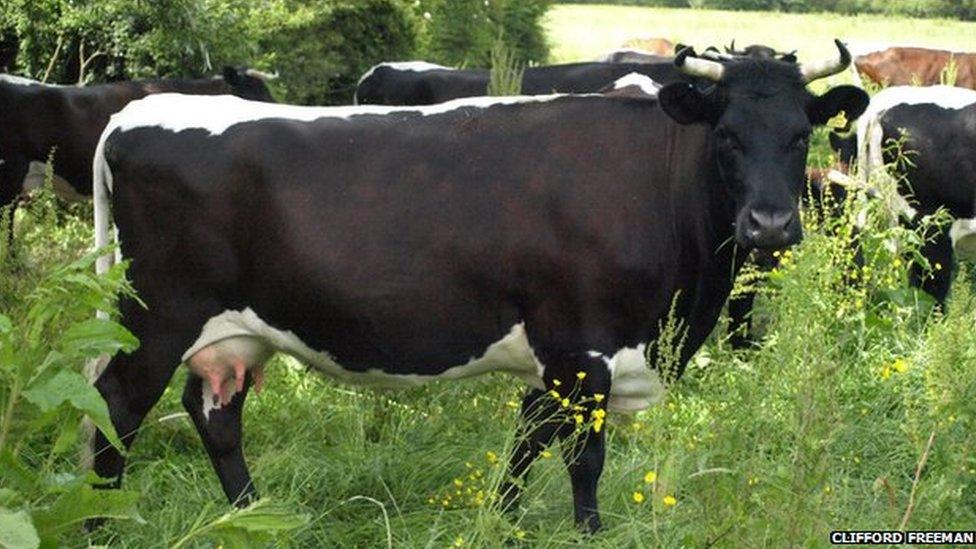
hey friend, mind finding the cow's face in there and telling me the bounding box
[222,66,276,103]
[658,41,868,250]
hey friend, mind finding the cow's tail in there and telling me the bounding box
[87,131,116,385]
[82,130,116,471]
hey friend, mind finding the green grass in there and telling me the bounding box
[546,4,976,68]
[4,5,976,548]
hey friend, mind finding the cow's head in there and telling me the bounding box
[658,40,869,250]
[222,66,277,103]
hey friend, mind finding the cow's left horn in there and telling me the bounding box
[799,39,851,83]
[244,68,280,81]
[675,47,725,82]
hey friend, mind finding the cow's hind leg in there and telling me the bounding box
[182,371,257,505]
[91,299,221,488]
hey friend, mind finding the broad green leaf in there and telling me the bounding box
[31,485,142,539]
[60,319,139,359]
[0,489,21,507]
[22,370,123,450]
[0,508,40,549]
[171,500,308,549]
[0,452,39,495]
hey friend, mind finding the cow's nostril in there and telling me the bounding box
[771,210,794,230]
[749,209,793,231]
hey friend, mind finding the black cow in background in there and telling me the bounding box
[89,41,866,532]
[0,67,276,238]
[355,60,690,105]
[855,84,976,306]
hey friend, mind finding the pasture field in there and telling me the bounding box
[546,4,976,65]
[3,5,976,548]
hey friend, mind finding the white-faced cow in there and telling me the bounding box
[0,67,275,233]
[855,85,976,305]
[354,60,689,106]
[89,42,866,532]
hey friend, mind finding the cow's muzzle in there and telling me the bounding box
[738,207,801,250]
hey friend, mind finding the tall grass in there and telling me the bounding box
[487,37,525,96]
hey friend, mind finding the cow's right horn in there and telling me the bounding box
[675,47,725,82]
[800,39,852,83]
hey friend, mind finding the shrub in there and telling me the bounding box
[419,0,551,68]
[255,0,420,105]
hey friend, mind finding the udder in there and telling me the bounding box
[187,336,273,405]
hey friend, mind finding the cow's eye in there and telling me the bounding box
[716,128,741,150]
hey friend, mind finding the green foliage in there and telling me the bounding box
[0,0,551,104]
[419,0,551,67]
[0,195,142,546]
[3,0,260,84]
[0,0,422,104]
[487,39,524,96]
[255,0,420,105]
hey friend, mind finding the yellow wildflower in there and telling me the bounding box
[591,408,606,419]
[514,529,526,540]
[891,358,908,373]
[593,419,604,433]
[486,451,498,465]
[454,536,464,547]
[632,491,645,504]
[662,495,677,507]
[643,471,657,484]
[576,371,587,380]
[574,414,584,425]
[552,379,562,387]
[935,262,943,271]
[561,398,570,408]
[593,393,605,403]
[540,450,552,459]
[454,478,463,488]
[548,389,560,400]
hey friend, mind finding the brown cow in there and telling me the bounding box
[855,46,976,88]
[622,36,675,56]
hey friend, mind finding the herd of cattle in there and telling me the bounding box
[3,37,975,532]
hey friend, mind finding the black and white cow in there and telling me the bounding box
[90,42,866,532]
[0,67,275,229]
[354,60,688,106]
[856,84,976,305]
[598,48,670,64]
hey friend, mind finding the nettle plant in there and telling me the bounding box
[0,246,142,547]
[0,175,307,547]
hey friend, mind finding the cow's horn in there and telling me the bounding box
[244,68,279,81]
[800,39,851,83]
[675,47,725,82]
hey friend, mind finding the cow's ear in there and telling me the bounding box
[658,82,716,125]
[808,85,869,126]
[222,66,242,86]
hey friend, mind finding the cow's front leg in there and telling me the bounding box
[182,371,256,506]
[500,388,561,510]
[909,223,953,308]
[552,354,612,534]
